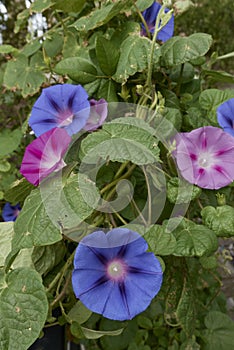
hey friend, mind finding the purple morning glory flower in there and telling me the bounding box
[217,98,234,137]
[141,2,174,42]
[2,203,21,221]
[83,99,108,131]
[29,84,90,137]
[72,228,163,321]
[20,127,71,186]
[173,126,234,189]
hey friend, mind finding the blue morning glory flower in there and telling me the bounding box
[217,98,234,137]
[141,2,174,42]
[72,228,163,321]
[29,84,90,137]
[2,203,21,221]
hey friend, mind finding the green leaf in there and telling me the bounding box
[81,326,123,340]
[110,22,140,48]
[0,160,11,173]
[167,177,201,204]
[13,188,62,251]
[4,54,45,97]
[0,222,33,270]
[72,0,133,32]
[68,301,92,325]
[21,40,41,57]
[97,79,119,102]
[0,129,22,157]
[199,256,217,269]
[165,267,195,336]
[135,0,154,11]
[0,268,48,350]
[54,57,97,84]
[113,35,161,83]
[199,88,234,124]
[144,225,176,255]
[14,9,30,34]
[169,63,194,83]
[62,30,81,58]
[137,315,153,329]
[161,33,212,66]
[202,69,234,84]
[152,107,182,139]
[32,241,66,275]
[176,278,196,336]
[201,311,234,350]
[43,33,63,57]
[201,205,234,237]
[100,319,137,350]
[0,45,18,54]
[53,0,85,13]
[96,37,120,76]
[13,171,99,250]
[81,119,160,165]
[168,218,218,257]
[4,178,35,206]
[31,0,53,12]
[0,222,14,267]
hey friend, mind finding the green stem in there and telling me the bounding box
[100,164,136,195]
[113,161,129,179]
[113,211,128,225]
[146,4,167,88]
[133,3,151,38]
[142,166,152,225]
[130,196,148,226]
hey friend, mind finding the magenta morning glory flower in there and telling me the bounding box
[29,84,90,137]
[83,99,108,131]
[217,98,234,137]
[72,228,163,321]
[20,128,71,186]
[141,2,174,42]
[174,126,234,189]
[2,203,21,221]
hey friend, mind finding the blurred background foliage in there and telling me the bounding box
[175,0,234,71]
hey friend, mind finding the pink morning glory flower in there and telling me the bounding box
[83,99,108,131]
[173,126,234,189]
[217,98,234,137]
[2,203,21,221]
[72,228,163,321]
[29,84,90,137]
[20,128,71,186]
[141,2,174,42]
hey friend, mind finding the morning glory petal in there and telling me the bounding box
[29,84,90,137]
[174,126,234,189]
[2,203,21,222]
[72,228,163,321]
[217,98,234,137]
[141,2,174,42]
[20,127,71,186]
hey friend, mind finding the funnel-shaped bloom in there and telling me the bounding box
[217,98,234,137]
[141,2,174,42]
[29,84,90,137]
[20,128,71,186]
[72,228,163,321]
[174,126,234,189]
[2,203,21,221]
[83,99,108,131]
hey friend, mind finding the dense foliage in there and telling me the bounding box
[1,1,234,349]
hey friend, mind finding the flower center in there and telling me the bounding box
[197,152,213,168]
[106,260,127,281]
[59,110,74,127]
